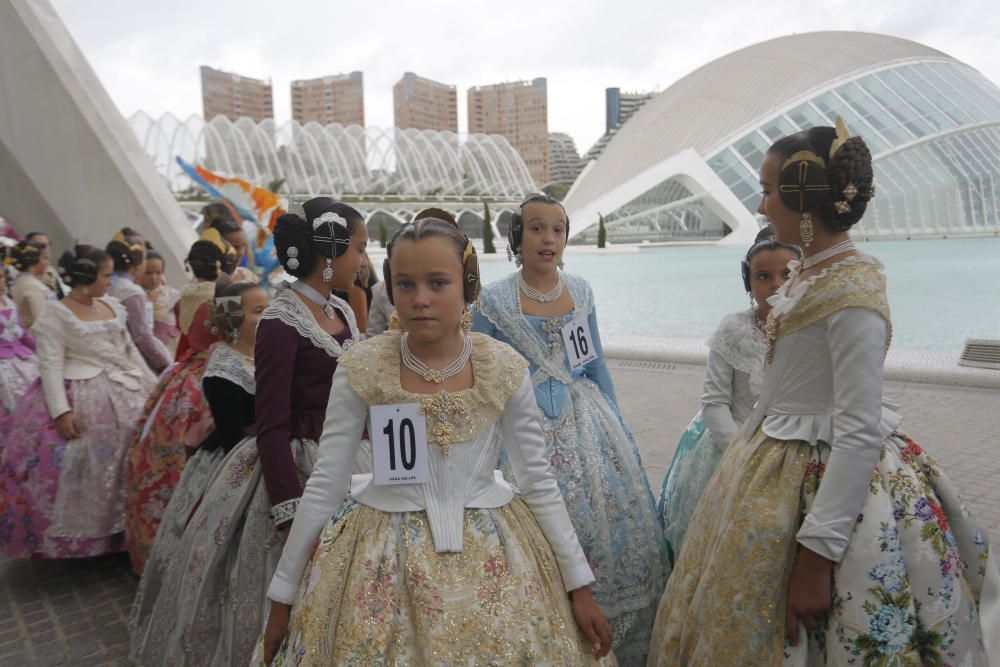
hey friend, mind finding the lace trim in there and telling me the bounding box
[339,331,527,453]
[476,272,594,387]
[202,343,256,394]
[49,297,128,334]
[261,289,358,359]
[0,296,26,343]
[34,299,141,376]
[707,310,767,393]
[270,498,299,525]
[766,254,891,362]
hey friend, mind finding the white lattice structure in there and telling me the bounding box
[566,31,1000,245]
[128,113,537,199]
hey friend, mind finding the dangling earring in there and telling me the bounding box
[460,306,472,333]
[557,258,565,270]
[506,245,514,262]
[229,329,240,343]
[389,312,403,331]
[799,212,814,249]
[322,258,333,283]
[82,285,90,296]
[514,252,522,268]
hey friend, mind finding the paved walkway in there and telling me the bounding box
[1,362,998,665]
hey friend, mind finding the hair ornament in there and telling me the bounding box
[198,227,228,254]
[313,211,348,233]
[214,295,242,308]
[463,239,474,264]
[285,245,300,270]
[829,116,851,161]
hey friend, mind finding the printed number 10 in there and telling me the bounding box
[569,325,589,358]
[383,417,416,471]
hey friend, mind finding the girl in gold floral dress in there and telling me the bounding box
[259,216,615,665]
[649,122,999,666]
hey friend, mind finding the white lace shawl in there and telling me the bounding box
[706,310,767,396]
[202,343,255,394]
[260,287,359,358]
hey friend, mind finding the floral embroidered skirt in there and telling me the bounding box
[517,380,667,666]
[128,436,317,667]
[656,411,723,568]
[125,351,212,574]
[253,499,611,666]
[648,428,995,666]
[0,355,38,453]
[0,374,147,558]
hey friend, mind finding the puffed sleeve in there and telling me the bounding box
[255,318,307,526]
[580,307,619,408]
[267,369,368,604]
[796,307,887,563]
[21,286,48,329]
[502,371,595,591]
[700,349,739,451]
[121,293,171,374]
[32,310,71,419]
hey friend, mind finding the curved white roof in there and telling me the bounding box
[565,31,954,213]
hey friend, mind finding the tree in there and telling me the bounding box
[482,201,496,254]
[597,213,607,249]
[266,177,286,193]
[378,219,388,248]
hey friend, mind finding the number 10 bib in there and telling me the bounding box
[369,403,430,485]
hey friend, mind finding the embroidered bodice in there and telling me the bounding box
[31,298,155,419]
[267,332,595,605]
[748,254,899,563]
[472,272,618,419]
[0,295,35,359]
[701,310,767,450]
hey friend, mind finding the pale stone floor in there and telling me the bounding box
[1,361,998,664]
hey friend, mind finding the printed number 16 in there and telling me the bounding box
[569,325,589,358]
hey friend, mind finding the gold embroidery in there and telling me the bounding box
[339,331,527,454]
[767,255,891,363]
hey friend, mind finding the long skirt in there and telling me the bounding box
[124,350,212,574]
[0,375,147,558]
[656,411,722,567]
[648,429,997,666]
[254,499,613,666]
[128,436,317,667]
[511,379,667,666]
[0,355,38,453]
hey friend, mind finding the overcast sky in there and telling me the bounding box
[50,0,1000,154]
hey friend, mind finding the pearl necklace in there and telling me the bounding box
[69,294,99,314]
[518,272,564,303]
[290,280,337,320]
[401,332,472,384]
[802,240,857,270]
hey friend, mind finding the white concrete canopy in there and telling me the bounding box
[0,0,194,275]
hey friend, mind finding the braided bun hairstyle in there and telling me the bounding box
[11,240,45,272]
[768,125,874,232]
[106,234,146,272]
[208,273,258,341]
[57,245,110,286]
[186,239,229,281]
[384,217,480,305]
[273,197,364,278]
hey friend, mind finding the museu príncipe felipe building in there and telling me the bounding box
[565,31,1000,246]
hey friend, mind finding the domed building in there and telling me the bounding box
[565,31,1000,245]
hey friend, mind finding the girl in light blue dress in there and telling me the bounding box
[657,229,800,566]
[472,194,666,667]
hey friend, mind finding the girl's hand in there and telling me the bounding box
[55,412,81,439]
[785,546,833,646]
[262,601,291,665]
[570,586,613,658]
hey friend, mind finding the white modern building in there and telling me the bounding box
[566,31,1000,245]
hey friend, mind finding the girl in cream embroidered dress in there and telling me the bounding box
[648,254,996,665]
[258,332,610,666]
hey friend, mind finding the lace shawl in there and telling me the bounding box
[338,331,527,453]
[707,310,767,396]
[260,287,359,358]
[202,343,255,394]
[476,272,594,387]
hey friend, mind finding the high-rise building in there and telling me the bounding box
[200,65,273,122]
[548,132,583,185]
[393,72,457,132]
[291,71,365,126]
[467,78,548,185]
[605,87,655,133]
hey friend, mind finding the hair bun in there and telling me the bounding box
[823,135,874,232]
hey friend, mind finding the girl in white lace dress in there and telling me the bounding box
[657,230,799,565]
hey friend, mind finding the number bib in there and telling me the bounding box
[561,315,598,370]
[369,403,430,485]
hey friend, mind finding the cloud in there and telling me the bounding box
[50,0,1000,155]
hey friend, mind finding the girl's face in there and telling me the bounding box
[238,286,269,342]
[757,152,804,246]
[33,248,50,276]
[390,236,465,344]
[140,258,164,291]
[224,230,247,262]
[329,225,369,291]
[518,202,567,273]
[88,258,114,298]
[748,247,799,317]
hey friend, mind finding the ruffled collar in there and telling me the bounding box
[767,254,882,320]
[261,288,358,359]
